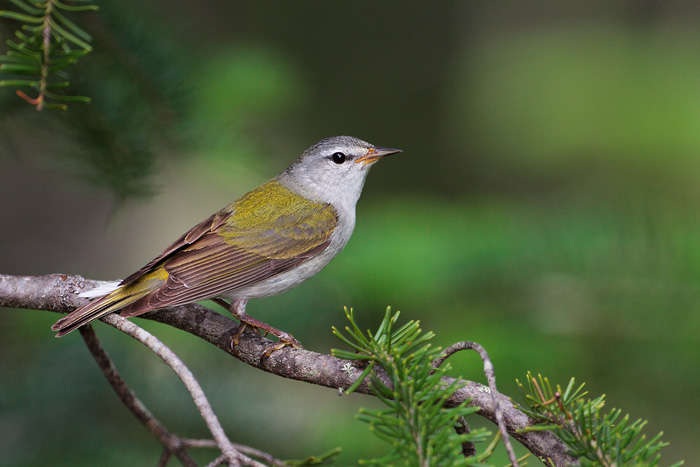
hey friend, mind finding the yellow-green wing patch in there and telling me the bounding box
[117,180,337,316]
[220,180,337,258]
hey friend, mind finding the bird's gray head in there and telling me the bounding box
[278,136,401,210]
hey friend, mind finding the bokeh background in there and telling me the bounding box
[1,1,698,465]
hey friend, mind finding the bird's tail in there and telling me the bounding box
[51,271,166,337]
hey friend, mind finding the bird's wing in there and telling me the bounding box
[119,209,231,287]
[117,181,338,316]
[52,210,235,336]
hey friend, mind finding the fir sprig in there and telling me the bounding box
[516,372,683,467]
[332,308,492,467]
[0,0,98,110]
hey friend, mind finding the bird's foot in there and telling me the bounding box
[221,298,303,359]
[230,323,248,351]
[229,318,303,360]
[262,332,303,359]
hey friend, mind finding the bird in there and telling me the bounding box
[52,136,401,351]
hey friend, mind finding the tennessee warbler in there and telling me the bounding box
[52,136,401,351]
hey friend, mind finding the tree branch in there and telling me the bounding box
[0,273,578,466]
[104,314,243,465]
[435,341,519,466]
[80,318,278,466]
[78,324,200,467]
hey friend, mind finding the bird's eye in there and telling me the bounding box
[331,152,346,164]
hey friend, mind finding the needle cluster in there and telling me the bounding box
[332,308,494,467]
[0,0,97,110]
[516,372,683,467]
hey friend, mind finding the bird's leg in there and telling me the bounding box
[213,298,256,347]
[215,298,303,356]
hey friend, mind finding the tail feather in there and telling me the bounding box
[52,270,167,337]
[78,281,121,299]
[52,292,135,337]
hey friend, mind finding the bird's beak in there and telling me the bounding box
[355,146,402,166]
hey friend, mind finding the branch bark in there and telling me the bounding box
[0,273,578,466]
[78,324,200,467]
[436,341,520,466]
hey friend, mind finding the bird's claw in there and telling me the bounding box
[261,333,303,361]
[231,322,302,361]
[231,322,253,351]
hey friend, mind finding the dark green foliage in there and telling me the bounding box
[332,310,685,466]
[63,1,190,198]
[517,372,684,467]
[332,308,492,466]
[0,0,97,109]
[0,0,190,198]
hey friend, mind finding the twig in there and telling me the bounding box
[37,2,52,111]
[100,313,246,467]
[183,439,218,449]
[0,273,579,466]
[205,454,230,467]
[78,324,199,466]
[230,445,286,467]
[454,415,477,457]
[435,341,520,467]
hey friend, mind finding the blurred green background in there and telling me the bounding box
[1,1,698,465]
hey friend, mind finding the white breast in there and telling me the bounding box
[221,203,356,301]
